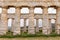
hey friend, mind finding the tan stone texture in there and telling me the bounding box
[0,0,60,35]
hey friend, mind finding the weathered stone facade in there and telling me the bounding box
[0,0,60,35]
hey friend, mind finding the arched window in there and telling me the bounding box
[21,7,29,14]
[20,19,24,27]
[0,8,2,13]
[38,19,42,27]
[8,7,15,13]
[50,19,56,32]
[34,7,43,14]
[48,7,56,14]
[8,19,12,30]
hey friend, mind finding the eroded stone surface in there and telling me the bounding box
[0,0,60,35]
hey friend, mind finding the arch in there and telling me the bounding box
[21,7,29,14]
[7,7,16,13]
[48,7,56,14]
[34,7,43,14]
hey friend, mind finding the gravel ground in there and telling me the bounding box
[0,37,60,40]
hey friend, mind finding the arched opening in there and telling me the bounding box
[48,7,56,14]
[35,19,42,33]
[50,19,56,33]
[34,7,43,14]
[20,19,24,33]
[8,19,12,31]
[38,19,42,33]
[26,19,29,27]
[25,19,29,33]
[21,7,29,14]
[7,7,15,13]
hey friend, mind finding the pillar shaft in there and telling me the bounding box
[0,14,1,32]
[28,7,35,34]
[11,19,14,32]
[1,7,8,35]
[13,7,21,35]
[56,7,60,34]
[23,19,27,32]
[0,15,1,27]
[36,19,39,32]
[42,7,50,34]
[49,19,52,33]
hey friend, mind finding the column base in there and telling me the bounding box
[35,27,39,33]
[13,31,20,35]
[42,29,51,35]
[23,27,27,33]
[0,31,6,35]
[28,28,35,34]
[56,29,60,34]
[0,28,7,35]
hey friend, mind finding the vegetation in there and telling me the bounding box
[0,29,59,38]
[0,31,60,38]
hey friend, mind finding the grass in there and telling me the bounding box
[0,30,60,40]
[0,31,60,40]
[0,32,60,38]
[0,30,60,38]
[0,37,60,40]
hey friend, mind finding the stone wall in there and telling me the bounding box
[0,0,60,35]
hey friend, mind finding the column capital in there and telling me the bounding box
[2,7,8,9]
[2,6,8,9]
[29,6,34,9]
[43,7,48,15]
[15,7,21,14]
[29,7,34,14]
[15,6,21,9]
[24,18,27,20]
[2,7,7,14]
[57,7,60,11]
[43,7,48,8]
[36,19,39,20]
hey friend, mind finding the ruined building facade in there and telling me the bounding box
[0,0,60,35]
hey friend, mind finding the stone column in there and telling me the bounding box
[42,7,50,35]
[49,19,52,33]
[56,7,60,34]
[28,7,35,34]
[11,19,14,32]
[13,7,21,35]
[0,14,1,31]
[1,7,8,35]
[36,19,39,32]
[0,14,1,25]
[23,19,27,32]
